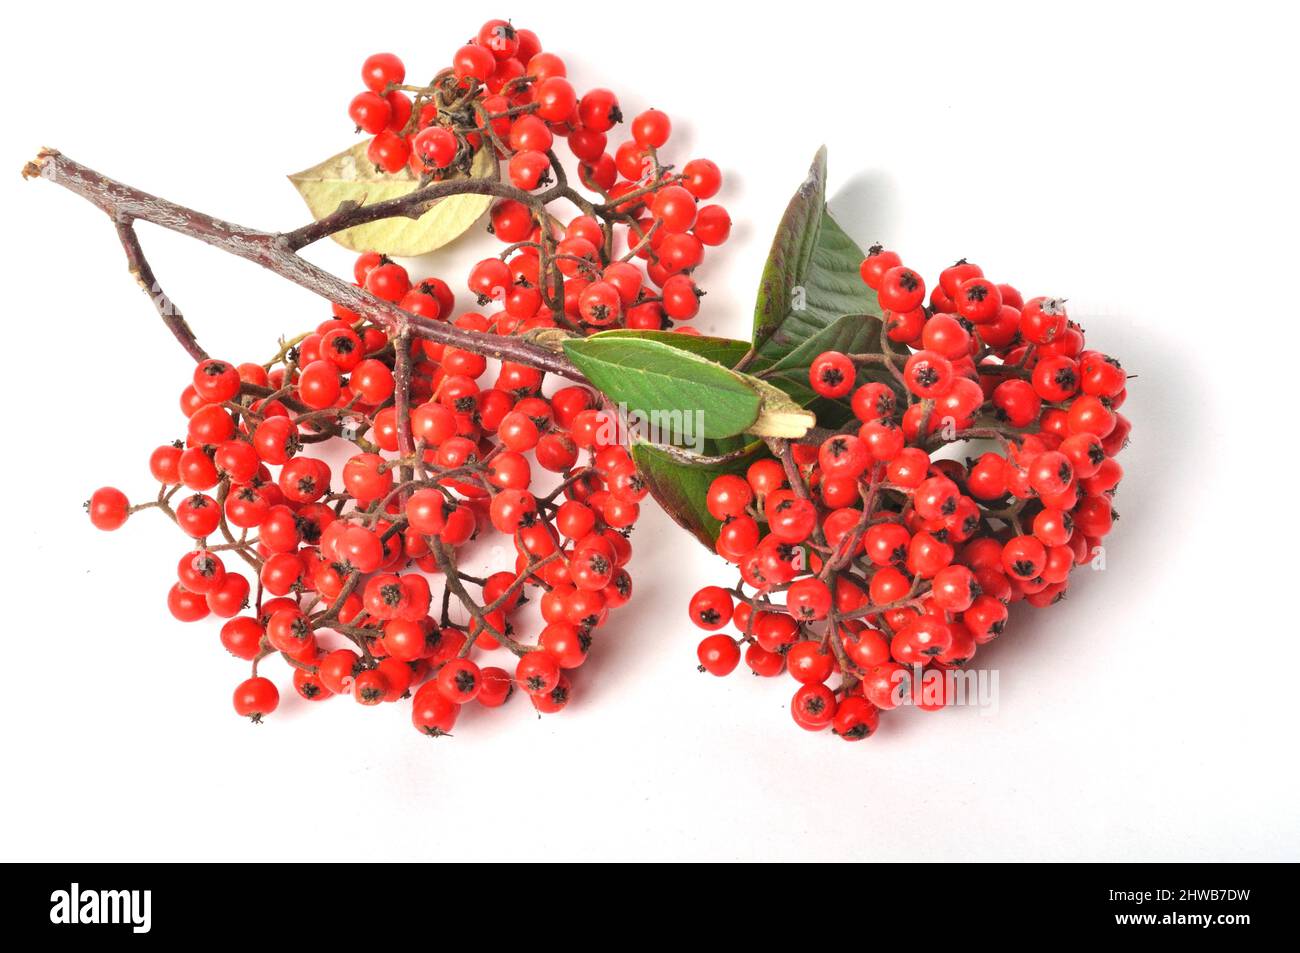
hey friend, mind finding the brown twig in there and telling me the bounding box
[25,149,586,380]
[112,216,208,362]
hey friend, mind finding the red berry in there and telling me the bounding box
[693,205,731,245]
[890,617,953,665]
[175,493,220,538]
[453,43,495,81]
[412,127,458,168]
[689,586,735,630]
[530,675,572,714]
[632,108,672,148]
[297,359,341,409]
[860,246,902,290]
[681,159,721,199]
[577,281,622,326]
[903,350,955,398]
[167,583,210,623]
[193,359,241,403]
[706,475,754,521]
[650,185,697,233]
[435,658,482,704]
[220,617,263,660]
[232,677,279,722]
[1020,297,1068,344]
[88,487,130,531]
[1002,535,1048,580]
[940,260,982,297]
[955,277,1002,323]
[809,351,856,398]
[361,53,404,93]
[476,19,518,59]
[365,261,411,302]
[366,131,410,173]
[349,91,391,134]
[477,667,514,708]
[697,634,740,676]
[534,76,576,122]
[791,683,837,730]
[832,696,880,741]
[516,652,561,695]
[577,88,621,132]
[877,266,925,312]
[411,683,459,736]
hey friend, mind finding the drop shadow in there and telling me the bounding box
[874,308,1194,740]
[826,169,902,247]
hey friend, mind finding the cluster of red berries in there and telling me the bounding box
[346,22,730,332]
[85,24,737,735]
[689,253,1129,740]
[89,250,656,734]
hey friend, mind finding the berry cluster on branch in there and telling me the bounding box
[78,19,734,734]
[690,254,1130,741]
[345,24,729,331]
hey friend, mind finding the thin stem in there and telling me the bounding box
[282,176,532,251]
[428,536,538,657]
[112,216,207,362]
[393,323,415,498]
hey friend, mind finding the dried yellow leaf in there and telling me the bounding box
[288,142,494,257]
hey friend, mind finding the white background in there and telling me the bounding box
[2,1,1296,862]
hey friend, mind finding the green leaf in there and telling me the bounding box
[288,142,493,256]
[593,330,813,439]
[749,148,882,381]
[587,329,751,368]
[632,441,768,548]
[563,335,761,441]
[752,147,829,349]
[584,330,767,450]
[617,150,895,552]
